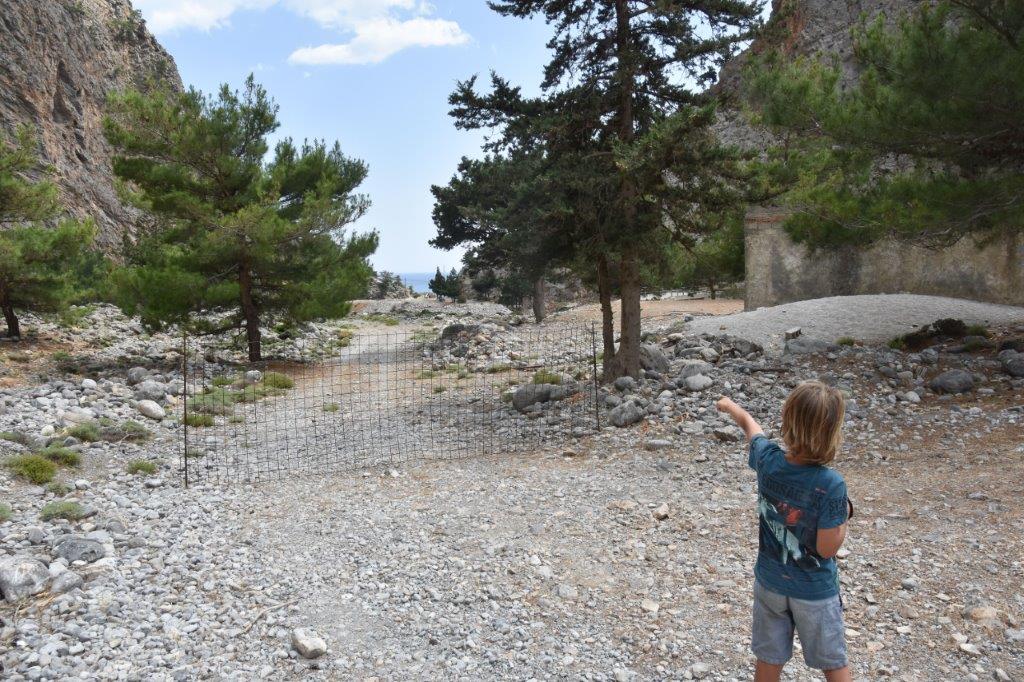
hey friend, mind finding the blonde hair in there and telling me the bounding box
[781,381,845,465]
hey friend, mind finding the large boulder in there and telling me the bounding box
[292,627,327,659]
[639,344,670,374]
[1001,353,1024,378]
[684,374,714,392]
[0,556,49,601]
[677,360,713,380]
[134,380,168,402]
[928,369,975,394]
[610,401,644,428]
[137,400,166,421]
[512,382,577,412]
[53,536,107,564]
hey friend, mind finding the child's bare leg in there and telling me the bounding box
[754,660,784,682]
[824,666,852,682]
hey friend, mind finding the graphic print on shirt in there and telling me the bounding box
[758,494,821,569]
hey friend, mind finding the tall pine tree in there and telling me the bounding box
[105,76,378,361]
[453,1,761,378]
[746,0,1024,247]
[0,126,95,338]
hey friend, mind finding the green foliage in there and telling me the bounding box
[262,372,294,389]
[0,502,11,522]
[110,8,143,43]
[127,459,158,475]
[40,445,80,467]
[657,217,745,298]
[6,454,57,484]
[746,1,1024,247]
[58,304,97,329]
[433,385,447,394]
[532,370,562,385]
[323,403,340,413]
[427,267,462,301]
[0,128,97,338]
[99,420,152,442]
[362,313,399,326]
[66,422,100,442]
[45,481,72,496]
[40,500,87,521]
[836,337,858,347]
[441,1,761,378]
[105,76,378,361]
[965,324,989,338]
[183,413,215,427]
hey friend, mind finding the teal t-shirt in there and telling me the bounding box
[749,434,848,600]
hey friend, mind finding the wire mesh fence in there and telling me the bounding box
[180,323,600,484]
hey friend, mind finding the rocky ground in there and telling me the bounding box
[1,298,1023,680]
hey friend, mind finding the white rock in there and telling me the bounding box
[0,556,50,601]
[137,400,166,421]
[291,627,327,659]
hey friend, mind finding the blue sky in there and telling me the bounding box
[134,1,554,273]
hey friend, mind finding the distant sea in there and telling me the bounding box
[396,272,434,294]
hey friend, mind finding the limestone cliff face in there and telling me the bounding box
[0,0,182,251]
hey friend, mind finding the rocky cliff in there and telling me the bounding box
[715,0,914,148]
[0,0,182,251]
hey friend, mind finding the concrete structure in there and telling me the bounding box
[744,207,1024,310]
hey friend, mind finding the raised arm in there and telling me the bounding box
[715,396,764,442]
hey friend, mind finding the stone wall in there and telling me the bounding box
[744,207,1024,310]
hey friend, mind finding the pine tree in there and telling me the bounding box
[428,267,449,300]
[452,1,761,378]
[746,0,1024,247]
[105,76,378,361]
[0,126,95,338]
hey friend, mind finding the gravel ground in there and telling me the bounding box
[685,295,1024,354]
[2,299,1023,680]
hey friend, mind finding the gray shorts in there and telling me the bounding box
[752,580,848,670]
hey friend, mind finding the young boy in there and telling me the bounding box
[717,381,852,682]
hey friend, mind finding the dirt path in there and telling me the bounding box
[551,298,744,325]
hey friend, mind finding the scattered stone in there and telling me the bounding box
[640,598,659,614]
[610,401,644,428]
[0,556,49,601]
[291,628,327,659]
[639,344,670,374]
[713,426,743,443]
[50,570,83,594]
[53,536,106,564]
[929,369,975,394]
[137,400,166,421]
[684,374,714,392]
[784,338,838,355]
[652,503,670,520]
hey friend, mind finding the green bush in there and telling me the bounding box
[417,370,437,379]
[126,459,157,475]
[0,503,12,522]
[211,375,236,387]
[323,403,340,413]
[99,420,152,442]
[364,313,399,326]
[66,422,100,442]
[433,385,447,394]
[183,413,215,427]
[532,370,562,385]
[40,445,80,467]
[45,481,71,495]
[836,337,858,347]
[262,372,294,389]
[6,455,57,484]
[965,324,990,338]
[40,500,87,521]
[58,304,96,328]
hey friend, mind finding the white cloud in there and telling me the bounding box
[134,0,274,32]
[288,17,470,65]
[135,0,470,65]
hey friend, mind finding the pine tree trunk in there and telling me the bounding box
[605,0,642,381]
[532,277,547,323]
[238,266,262,362]
[596,253,616,377]
[1,299,20,339]
[607,247,642,379]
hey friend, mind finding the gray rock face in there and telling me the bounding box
[0,0,183,251]
[929,369,975,394]
[127,366,149,385]
[53,536,106,563]
[50,570,84,594]
[513,384,554,412]
[610,401,644,428]
[291,627,327,659]
[0,556,49,601]
[639,344,670,374]
[613,376,637,393]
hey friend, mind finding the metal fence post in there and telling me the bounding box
[181,330,189,488]
[590,322,601,431]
